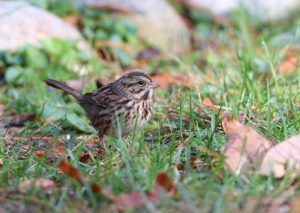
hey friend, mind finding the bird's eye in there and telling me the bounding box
[138,80,144,86]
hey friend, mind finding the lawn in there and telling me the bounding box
[1,1,300,212]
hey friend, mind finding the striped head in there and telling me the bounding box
[112,71,160,100]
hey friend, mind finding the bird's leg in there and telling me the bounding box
[97,133,107,157]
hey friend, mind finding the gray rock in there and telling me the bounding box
[83,0,191,55]
[0,1,86,51]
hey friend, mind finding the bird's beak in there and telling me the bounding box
[149,81,160,89]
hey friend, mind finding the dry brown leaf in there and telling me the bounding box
[35,150,46,158]
[19,178,54,194]
[260,134,300,178]
[202,98,214,109]
[151,71,201,89]
[53,146,65,154]
[79,152,91,163]
[58,159,83,185]
[280,48,298,74]
[290,194,300,213]
[180,72,201,89]
[155,172,177,197]
[91,183,101,193]
[221,113,244,133]
[151,72,175,88]
[222,121,271,174]
[101,172,176,210]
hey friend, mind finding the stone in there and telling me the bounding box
[0,1,86,51]
[83,0,191,55]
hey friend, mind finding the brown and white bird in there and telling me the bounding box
[45,71,160,138]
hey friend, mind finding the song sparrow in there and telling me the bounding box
[45,71,160,138]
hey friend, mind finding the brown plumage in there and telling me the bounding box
[45,71,160,138]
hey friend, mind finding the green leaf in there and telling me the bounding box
[5,66,23,83]
[25,47,48,69]
[66,112,92,132]
[113,48,132,66]
[42,104,65,121]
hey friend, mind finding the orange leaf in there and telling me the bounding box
[151,71,201,89]
[280,48,298,74]
[58,159,83,185]
[35,150,46,158]
[202,98,214,109]
[151,72,175,88]
[155,172,177,196]
[222,121,271,174]
[290,194,300,213]
[221,113,244,133]
[53,146,65,154]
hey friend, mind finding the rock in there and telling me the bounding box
[83,0,191,55]
[0,1,87,51]
[184,0,300,22]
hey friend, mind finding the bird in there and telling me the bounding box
[45,71,160,138]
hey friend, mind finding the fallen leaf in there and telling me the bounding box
[91,183,101,193]
[19,178,54,194]
[260,134,300,178]
[290,194,300,213]
[222,121,271,174]
[101,172,176,210]
[115,191,143,210]
[243,196,290,213]
[9,113,36,126]
[178,72,201,90]
[151,72,175,88]
[151,71,201,89]
[280,48,298,74]
[35,150,46,158]
[79,152,91,163]
[155,172,177,196]
[58,159,83,185]
[221,112,244,133]
[53,146,65,154]
[176,163,185,171]
[76,135,99,144]
[202,98,214,109]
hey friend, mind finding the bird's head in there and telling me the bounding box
[112,71,160,100]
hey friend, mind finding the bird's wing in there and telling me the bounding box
[82,84,114,108]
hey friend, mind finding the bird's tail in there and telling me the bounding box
[44,79,82,99]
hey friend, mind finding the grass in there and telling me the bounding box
[1,2,300,212]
